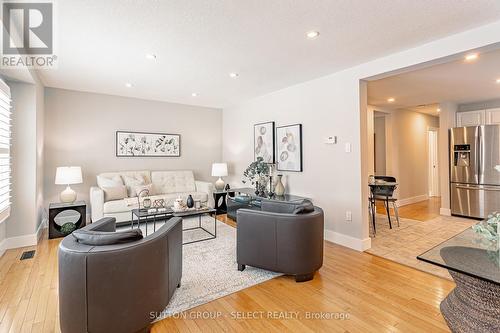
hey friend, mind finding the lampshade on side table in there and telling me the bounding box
[55,166,83,203]
[212,163,228,191]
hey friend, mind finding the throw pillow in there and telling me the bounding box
[101,185,128,201]
[134,183,154,197]
[122,175,145,197]
[293,200,315,214]
[97,175,123,189]
[72,229,143,246]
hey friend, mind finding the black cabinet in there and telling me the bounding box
[49,201,86,239]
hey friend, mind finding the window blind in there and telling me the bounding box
[0,79,11,222]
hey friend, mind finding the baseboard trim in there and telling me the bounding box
[324,230,371,252]
[0,238,6,257]
[440,208,452,216]
[36,218,48,241]
[397,194,429,207]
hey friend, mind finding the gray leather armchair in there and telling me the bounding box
[237,200,324,282]
[58,217,182,333]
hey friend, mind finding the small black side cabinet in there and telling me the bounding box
[49,201,86,239]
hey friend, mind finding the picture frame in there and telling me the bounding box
[254,121,275,163]
[116,131,181,157]
[276,124,303,172]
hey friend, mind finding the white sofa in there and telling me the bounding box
[90,170,214,223]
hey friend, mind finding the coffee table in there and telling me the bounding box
[131,207,217,245]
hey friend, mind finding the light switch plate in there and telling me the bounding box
[345,143,351,153]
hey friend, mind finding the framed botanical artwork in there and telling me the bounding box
[276,124,303,172]
[116,131,181,157]
[254,121,275,163]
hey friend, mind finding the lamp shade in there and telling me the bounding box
[211,163,228,177]
[55,166,83,185]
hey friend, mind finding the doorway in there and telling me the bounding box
[428,128,439,197]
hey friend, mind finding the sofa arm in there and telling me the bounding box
[195,180,215,208]
[90,186,104,222]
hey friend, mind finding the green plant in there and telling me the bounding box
[473,212,499,244]
[242,157,270,192]
[61,222,76,235]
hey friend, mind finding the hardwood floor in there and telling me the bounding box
[376,197,441,222]
[0,217,453,333]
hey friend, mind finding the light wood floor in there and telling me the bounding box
[376,197,441,222]
[0,215,454,333]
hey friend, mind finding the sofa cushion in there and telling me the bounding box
[134,183,154,197]
[102,185,128,202]
[97,175,123,188]
[98,171,151,186]
[123,175,146,197]
[152,171,196,194]
[72,229,143,245]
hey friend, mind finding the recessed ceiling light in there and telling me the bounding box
[229,72,239,78]
[496,78,500,84]
[306,31,320,39]
[191,92,198,97]
[387,97,395,103]
[465,53,478,61]
[146,54,157,60]
[125,83,133,88]
[437,108,441,112]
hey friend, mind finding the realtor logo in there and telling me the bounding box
[3,2,53,54]
[1,1,56,68]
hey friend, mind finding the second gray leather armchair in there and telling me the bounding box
[236,200,324,282]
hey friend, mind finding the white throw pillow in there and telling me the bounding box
[123,175,145,197]
[102,185,128,202]
[134,183,154,197]
[97,175,123,189]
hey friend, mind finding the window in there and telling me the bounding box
[0,79,11,223]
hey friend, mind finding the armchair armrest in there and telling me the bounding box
[90,186,104,222]
[195,180,215,208]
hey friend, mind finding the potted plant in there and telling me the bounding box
[242,157,270,196]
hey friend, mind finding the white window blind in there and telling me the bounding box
[0,79,11,223]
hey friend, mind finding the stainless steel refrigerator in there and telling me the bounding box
[450,125,500,219]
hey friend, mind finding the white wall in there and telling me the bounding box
[438,102,457,215]
[387,109,439,202]
[44,88,222,207]
[223,20,500,251]
[373,115,386,175]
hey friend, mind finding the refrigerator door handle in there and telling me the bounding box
[455,184,500,192]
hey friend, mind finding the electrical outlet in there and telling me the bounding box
[345,211,352,221]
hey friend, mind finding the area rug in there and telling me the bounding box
[119,216,282,319]
[366,213,476,280]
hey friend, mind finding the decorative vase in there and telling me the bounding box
[275,175,285,196]
[186,195,194,208]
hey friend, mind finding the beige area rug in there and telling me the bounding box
[366,214,477,280]
[120,216,282,319]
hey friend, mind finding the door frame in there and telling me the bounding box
[428,127,439,197]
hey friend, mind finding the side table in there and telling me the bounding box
[49,201,86,239]
[213,191,228,214]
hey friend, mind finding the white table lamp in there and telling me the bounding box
[212,163,228,191]
[55,166,83,203]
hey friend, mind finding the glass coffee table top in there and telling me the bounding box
[417,226,499,285]
[230,187,308,202]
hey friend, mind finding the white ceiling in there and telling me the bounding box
[368,47,500,111]
[36,0,500,108]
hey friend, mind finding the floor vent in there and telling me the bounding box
[20,250,35,260]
